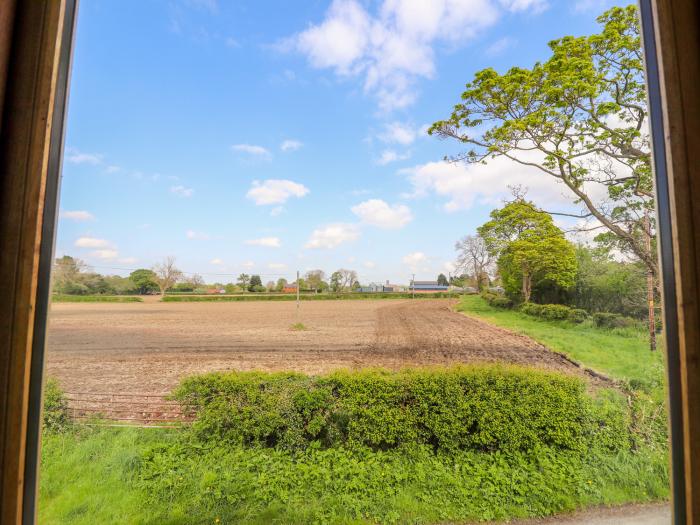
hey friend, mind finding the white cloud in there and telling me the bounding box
[305,223,360,249]
[486,36,515,56]
[402,251,427,271]
[245,237,281,248]
[105,165,120,173]
[186,230,210,240]
[351,199,413,229]
[286,0,507,111]
[499,0,548,12]
[364,261,376,268]
[90,249,118,260]
[378,121,420,145]
[401,154,572,212]
[118,257,138,265]
[246,179,309,205]
[268,262,287,270]
[376,149,410,165]
[171,185,194,197]
[242,260,255,269]
[66,148,102,165]
[280,139,303,152]
[210,258,224,265]
[60,210,94,221]
[75,236,109,248]
[573,0,614,12]
[270,206,285,217]
[231,143,271,158]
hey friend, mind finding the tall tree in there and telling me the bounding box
[431,6,658,348]
[249,275,263,291]
[437,273,449,286]
[478,201,577,303]
[237,273,251,290]
[275,278,288,291]
[305,269,326,293]
[152,256,183,296]
[129,268,158,295]
[454,235,493,291]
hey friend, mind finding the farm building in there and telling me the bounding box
[410,280,449,292]
[282,284,298,293]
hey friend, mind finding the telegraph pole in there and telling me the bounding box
[412,273,415,299]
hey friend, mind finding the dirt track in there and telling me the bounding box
[46,299,588,396]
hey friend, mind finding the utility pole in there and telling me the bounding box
[644,213,657,351]
[412,273,415,300]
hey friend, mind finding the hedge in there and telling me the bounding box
[173,367,630,455]
[519,303,589,323]
[593,312,636,329]
[481,292,512,309]
[163,292,461,302]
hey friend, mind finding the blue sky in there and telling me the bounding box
[56,0,626,285]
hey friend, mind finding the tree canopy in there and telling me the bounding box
[478,200,577,303]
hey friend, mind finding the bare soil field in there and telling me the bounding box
[47,299,591,399]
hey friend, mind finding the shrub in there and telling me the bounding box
[43,379,70,433]
[490,296,513,308]
[539,304,572,321]
[520,302,544,317]
[173,367,629,455]
[568,309,588,324]
[594,312,636,329]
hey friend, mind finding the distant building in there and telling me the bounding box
[282,284,298,293]
[410,280,449,292]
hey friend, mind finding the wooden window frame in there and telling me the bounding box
[0,0,699,523]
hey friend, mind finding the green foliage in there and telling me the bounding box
[52,294,142,303]
[569,309,589,324]
[539,304,573,321]
[129,269,158,295]
[43,379,71,433]
[481,291,512,308]
[174,367,629,455]
[289,322,308,331]
[478,200,577,303]
[431,5,657,277]
[594,312,636,329]
[248,275,263,291]
[458,295,664,395]
[570,245,650,319]
[437,273,449,286]
[40,426,668,525]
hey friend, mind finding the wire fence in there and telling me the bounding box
[64,391,193,427]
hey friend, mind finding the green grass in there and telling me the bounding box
[51,294,143,303]
[289,322,308,331]
[162,292,462,302]
[456,295,666,395]
[39,426,668,525]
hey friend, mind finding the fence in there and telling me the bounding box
[64,391,193,427]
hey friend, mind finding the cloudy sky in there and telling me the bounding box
[56,0,627,284]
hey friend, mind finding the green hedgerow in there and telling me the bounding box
[43,379,71,433]
[173,366,630,455]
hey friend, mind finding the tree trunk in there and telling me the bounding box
[522,270,532,303]
[644,214,657,351]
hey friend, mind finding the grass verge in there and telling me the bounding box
[40,366,669,524]
[51,294,143,303]
[456,295,666,396]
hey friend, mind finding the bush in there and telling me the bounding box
[568,309,588,324]
[539,304,572,321]
[594,312,636,329]
[43,379,70,433]
[490,296,513,308]
[173,367,629,455]
[519,302,542,317]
